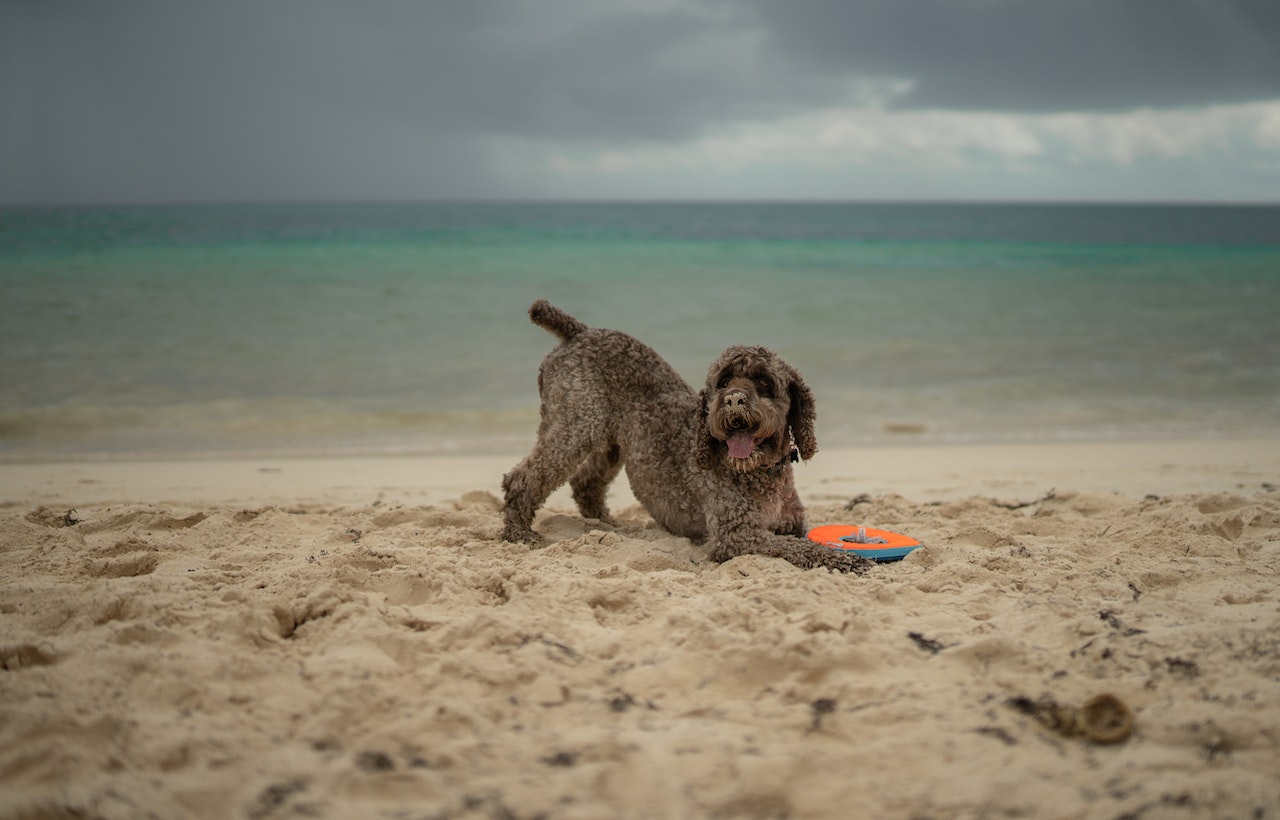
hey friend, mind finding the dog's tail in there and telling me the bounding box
[529,299,588,342]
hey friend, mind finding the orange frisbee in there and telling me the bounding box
[807,525,921,562]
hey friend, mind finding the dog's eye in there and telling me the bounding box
[717,374,732,389]
[756,378,774,397]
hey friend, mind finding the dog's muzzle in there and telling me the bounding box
[718,390,762,459]
[722,391,751,423]
[722,392,755,432]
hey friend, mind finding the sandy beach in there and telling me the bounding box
[2,438,1279,818]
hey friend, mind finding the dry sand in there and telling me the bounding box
[2,439,1279,819]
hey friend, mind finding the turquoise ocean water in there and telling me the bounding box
[2,202,1278,460]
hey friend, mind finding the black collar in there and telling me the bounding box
[768,446,801,475]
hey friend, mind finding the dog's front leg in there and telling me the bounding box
[772,474,807,537]
[703,490,870,574]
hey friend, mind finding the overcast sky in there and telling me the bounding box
[3,0,1279,205]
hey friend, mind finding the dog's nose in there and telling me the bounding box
[723,391,747,410]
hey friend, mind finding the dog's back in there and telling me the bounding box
[530,300,691,400]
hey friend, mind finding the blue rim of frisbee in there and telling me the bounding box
[836,545,918,562]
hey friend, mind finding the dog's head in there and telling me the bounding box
[695,345,816,472]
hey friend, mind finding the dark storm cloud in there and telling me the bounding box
[2,0,1278,203]
[1,3,502,201]
[1,0,833,201]
[743,0,1280,112]
[15,0,1271,139]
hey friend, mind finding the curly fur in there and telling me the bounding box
[501,300,869,573]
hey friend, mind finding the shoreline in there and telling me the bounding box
[4,436,1277,510]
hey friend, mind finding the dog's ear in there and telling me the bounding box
[694,387,719,469]
[787,368,818,461]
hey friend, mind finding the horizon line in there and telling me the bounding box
[5,196,1280,210]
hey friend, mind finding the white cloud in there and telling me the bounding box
[1041,106,1242,166]
[536,99,1280,200]
[1251,104,1280,150]
[549,108,1044,174]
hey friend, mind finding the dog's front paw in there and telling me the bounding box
[817,547,873,575]
[773,518,806,537]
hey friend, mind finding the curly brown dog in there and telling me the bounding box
[501,300,869,573]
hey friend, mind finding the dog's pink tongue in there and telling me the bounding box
[728,431,757,459]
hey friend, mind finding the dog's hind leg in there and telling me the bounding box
[501,418,607,544]
[569,442,622,524]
